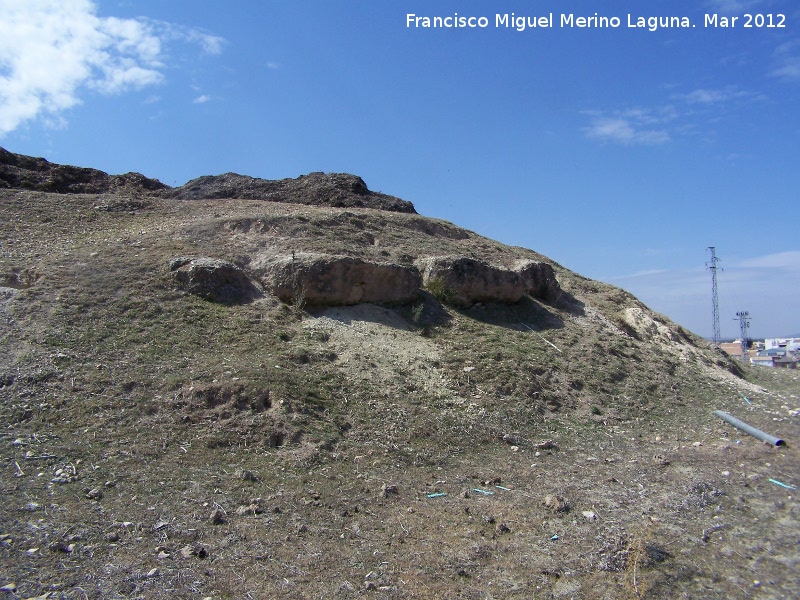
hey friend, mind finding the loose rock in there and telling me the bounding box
[544,494,569,513]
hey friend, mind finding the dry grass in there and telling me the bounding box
[1,189,798,598]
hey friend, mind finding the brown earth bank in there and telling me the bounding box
[0,150,798,599]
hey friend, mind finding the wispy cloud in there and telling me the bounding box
[0,0,225,137]
[584,118,670,146]
[193,94,211,104]
[771,41,800,82]
[738,250,800,270]
[706,0,765,12]
[584,84,765,146]
[607,249,800,337]
[583,107,673,146]
[675,87,766,105]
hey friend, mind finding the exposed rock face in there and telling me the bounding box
[416,256,524,308]
[256,254,421,306]
[1,148,415,213]
[0,147,167,195]
[164,171,416,213]
[621,307,679,342]
[514,260,562,302]
[169,257,262,304]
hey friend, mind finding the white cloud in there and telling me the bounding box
[0,0,225,136]
[677,87,765,105]
[738,250,800,270]
[193,94,211,104]
[584,116,670,146]
[771,41,800,82]
[584,85,766,146]
[706,0,764,12]
[607,250,800,338]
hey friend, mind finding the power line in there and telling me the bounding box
[735,311,751,360]
[706,247,722,346]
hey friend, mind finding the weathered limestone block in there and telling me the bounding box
[416,256,524,308]
[257,254,421,306]
[514,259,562,302]
[169,257,262,304]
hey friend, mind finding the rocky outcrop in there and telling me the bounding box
[169,257,263,304]
[164,171,416,213]
[514,260,562,302]
[1,148,415,213]
[416,256,524,308]
[0,147,167,195]
[256,254,421,306]
[620,307,679,342]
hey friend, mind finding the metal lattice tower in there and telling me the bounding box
[706,247,722,346]
[736,311,751,360]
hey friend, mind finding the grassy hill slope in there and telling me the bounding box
[1,164,798,599]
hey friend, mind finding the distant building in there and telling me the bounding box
[765,338,800,352]
[751,346,798,369]
[719,341,744,358]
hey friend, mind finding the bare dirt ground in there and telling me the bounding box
[1,184,798,599]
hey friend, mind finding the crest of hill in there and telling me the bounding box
[0,147,415,213]
[165,172,416,213]
[0,147,167,195]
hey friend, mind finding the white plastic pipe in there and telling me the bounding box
[713,410,784,446]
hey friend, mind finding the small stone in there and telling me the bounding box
[238,469,258,482]
[721,471,731,477]
[693,442,703,447]
[235,503,264,516]
[543,494,568,513]
[180,544,208,559]
[0,583,17,593]
[209,508,226,525]
[652,454,670,466]
[146,568,160,578]
[582,510,597,521]
[105,532,120,542]
[655,436,662,442]
[157,550,170,560]
[49,540,71,553]
[85,487,104,500]
[381,483,399,498]
[365,581,378,591]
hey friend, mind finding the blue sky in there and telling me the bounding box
[1,0,798,339]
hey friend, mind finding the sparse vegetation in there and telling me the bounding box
[0,162,798,598]
[425,276,457,305]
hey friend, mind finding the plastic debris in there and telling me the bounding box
[495,485,511,491]
[742,393,752,406]
[472,488,494,496]
[426,492,447,498]
[550,534,559,541]
[768,478,797,490]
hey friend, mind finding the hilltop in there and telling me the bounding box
[1,149,798,599]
